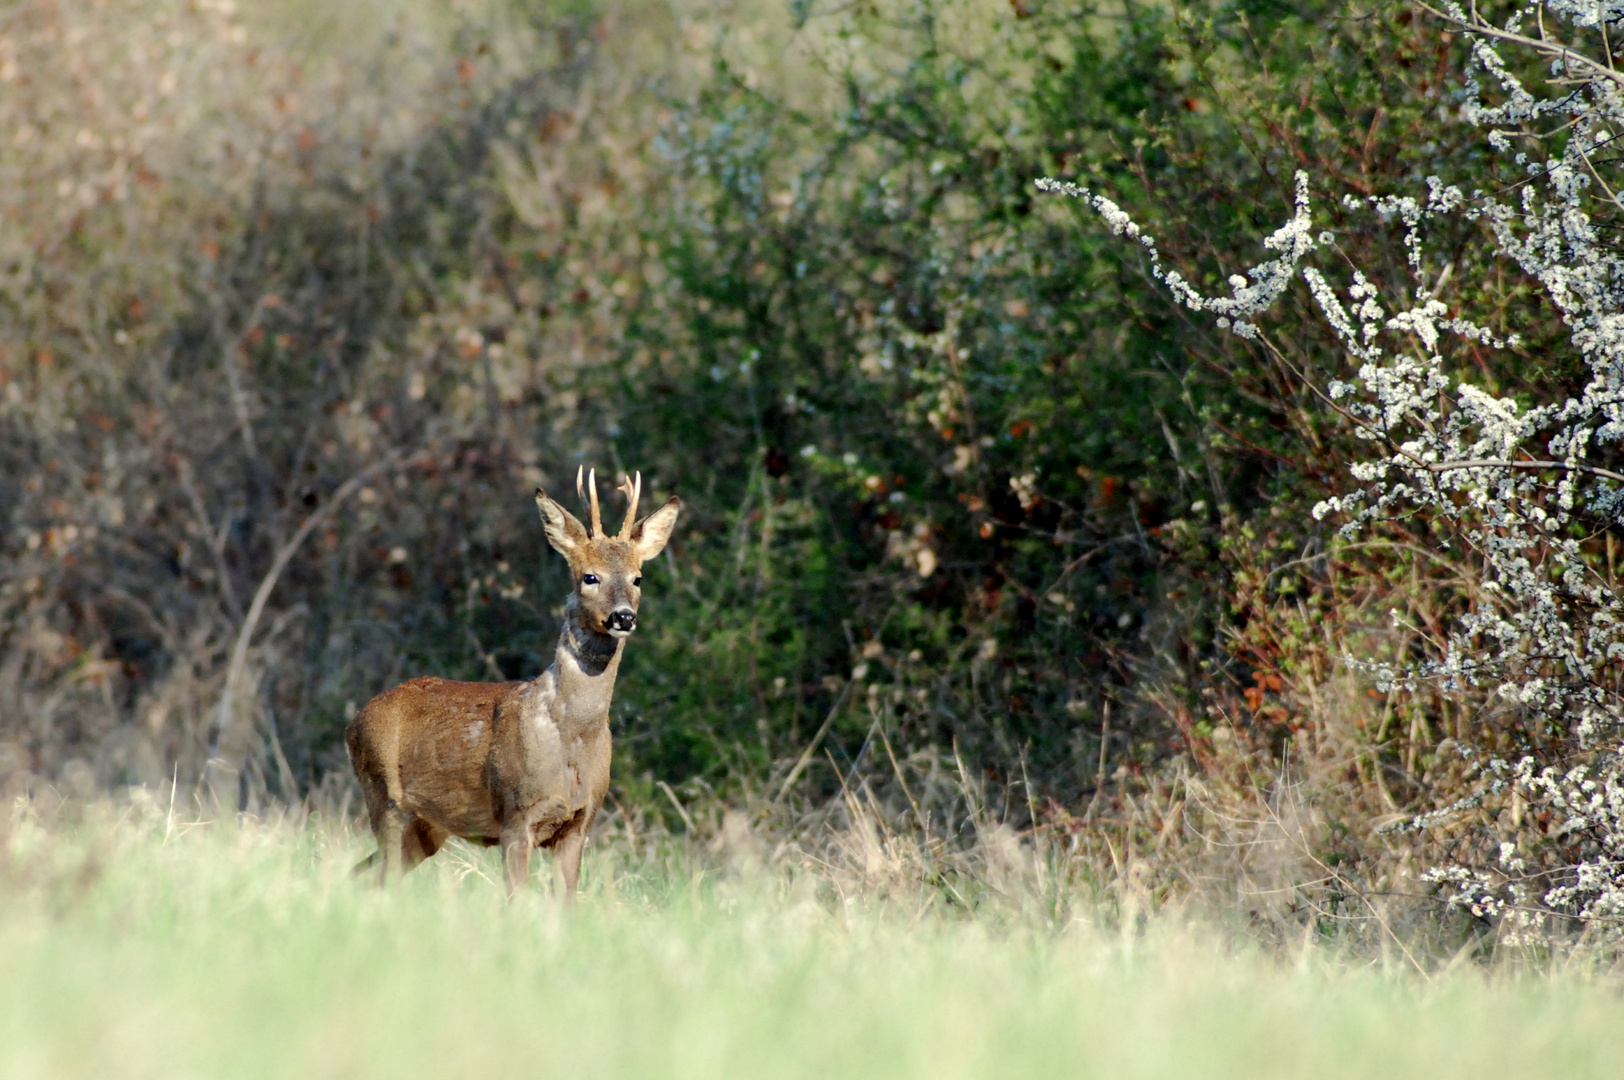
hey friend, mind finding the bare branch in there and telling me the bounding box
[203,449,414,801]
[1420,3,1624,91]
[1426,458,1624,485]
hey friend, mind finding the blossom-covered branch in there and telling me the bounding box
[1042,0,1624,939]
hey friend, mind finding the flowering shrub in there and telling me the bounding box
[1044,2,1624,939]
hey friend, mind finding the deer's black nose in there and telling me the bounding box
[607,609,637,633]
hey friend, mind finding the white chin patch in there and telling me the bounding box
[607,627,633,639]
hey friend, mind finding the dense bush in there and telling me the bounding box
[0,0,671,800]
[597,0,1557,834]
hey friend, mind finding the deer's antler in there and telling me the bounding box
[577,465,602,537]
[617,472,642,538]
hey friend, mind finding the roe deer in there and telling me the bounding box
[345,468,680,900]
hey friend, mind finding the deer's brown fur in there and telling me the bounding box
[346,470,679,899]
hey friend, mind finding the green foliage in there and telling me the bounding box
[598,2,1227,794]
[583,0,1559,804]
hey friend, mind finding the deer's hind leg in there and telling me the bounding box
[402,816,449,871]
[348,758,399,881]
[347,717,415,884]
[359,809,444,883]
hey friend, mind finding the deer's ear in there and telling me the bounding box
[630,496,681,562]
[536,489,589,559]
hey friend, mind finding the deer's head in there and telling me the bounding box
[535,468,681,639]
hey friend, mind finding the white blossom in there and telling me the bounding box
[1042,2,1624,938]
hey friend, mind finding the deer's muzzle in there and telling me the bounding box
[606,609,637,635]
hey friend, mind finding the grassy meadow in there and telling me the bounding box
[9,0,1624,1072]
[0,805,1621,1080]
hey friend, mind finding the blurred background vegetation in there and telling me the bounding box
[0,0,1572,927]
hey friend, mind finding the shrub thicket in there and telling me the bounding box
[6,0,1615,943]
[598,0,1556,849]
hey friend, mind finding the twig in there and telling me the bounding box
[876,706,927,840]
[1421,2,1624,92]
[212,291,278,467]
[773,679,856,804]
[657,781,696,833]
[175,455,244,624]
[1427,458,1624,484]
[204,450,409,797]
[1256,330,1624,490]
[1085,700,1112,821]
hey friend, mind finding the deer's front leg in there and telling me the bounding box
[500,820,532,898]
[554,824,587,904]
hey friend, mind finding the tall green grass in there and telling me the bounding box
[1,804,1620,1080]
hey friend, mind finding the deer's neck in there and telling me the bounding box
[547,600,625,734]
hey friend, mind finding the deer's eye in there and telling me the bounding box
[582,573,599,586]
[633,575,643,586]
